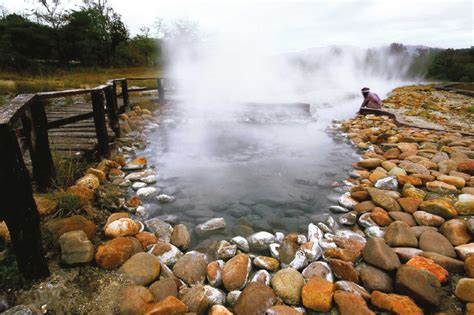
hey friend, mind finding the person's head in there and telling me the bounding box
[361,87,370,97]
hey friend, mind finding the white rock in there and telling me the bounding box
[365,226,385,238]
[226,291,241,307]
[250,270,272,286]
[207,260,225,287]
[297,235,307,245]
[142,175,158,184]
[455,243,474,259]
[125,172,146,181]
[216,241,237,260]
[156,194,175,204]
[319,239,337,250]
[375,176,398,190]
[459,194,474,202]
[118,179,132,187]
[148,243,183,266]
[136,187,159,198]
[247,231,276,250]
[308,223,323,242]
[204,286,226,305]
[302,242,322,262]
[275,232,284,243]
[288,249,308,270]
[132,181,147,190]
[230,236,249,252]
[269,243,280,259]
[338,192,358,209]
[196,218,227,234]
[302,261,333,282]
[329,205,350,213]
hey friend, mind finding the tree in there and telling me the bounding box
[31,0,67,30]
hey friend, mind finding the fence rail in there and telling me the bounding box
[0,77,166,281]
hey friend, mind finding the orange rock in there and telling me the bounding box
[302,277,335,312]
[114,155,127,167]
[324,248,360,263]
[371,207,393,226]
[135,232,158,250]
[458,160,474,175]
[130,156,147,167]
[334,291,374,315]
[127,196,142,208]
[266,305,302,315]
[45,215,96,243]
[329,259,359,283]
[465,254,474,278]
[397,175,422,186]
[95,237,136,269]
[467,303,474,315]
[354,201,377,214]
[66,185,95,207]
[86,168,107,183]
[34,195,58,216]
[208,305,233,315]
[371,290,423,315]
[76,173,100,190]
[145,296,188,315]
[120,285,155,315]
[351,190,370,202]
[406,256,449,283]
[369,172,387,183]
[398,197,422,214]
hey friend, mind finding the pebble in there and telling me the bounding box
[131,181,147,190]
[156,194,175,204]
[247,231,276,250]
[271,268,305,305]
[230,236,250,252]
[250,269,272,286]
[196,218,227,235]
[136,187,159,198]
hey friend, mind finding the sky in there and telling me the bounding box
[1,0,472,52]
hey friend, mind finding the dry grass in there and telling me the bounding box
[52,153,92,189]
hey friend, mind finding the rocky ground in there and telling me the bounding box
[382,85,474,133]
[0,88,473,315]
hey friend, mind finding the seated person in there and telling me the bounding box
[359,87,382,110]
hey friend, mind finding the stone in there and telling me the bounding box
[302,261,333,282]
[402,184,426,200]
[120,285,155,315]
[419,252,465,273]
[369,190,401,212]
[301,277,335,312]
[254,256,280,271]
[173,251,208,285]
[34,195,58,216]
[370,207,392,226]
[351,190,370,202]
[156,194,174,204]
[338,192,358,209]
[179,285,212,314]
[144,219,173,242]
[222,254,251,291]
[329,259,359,283]
[137,187,159,198]
[361,237,401,271]
[149,278,178,301]
[458,159,474,175]
[105,218,140,238]
[76,173,100,190]
[399,160,429,174]
[334,280,370,300]
[370,291,423,315]
[438,159,459,174]
[455,195,474,215]
[271,268,304,305]
[207,260,224,287]
[392,247,424,262]
[397,175,423,186]
[419,198,458,219]
[123,156,147,171]
[388,212,416,226]
[359,265,393,293]
[334,291,375,315]
[384,221,418,247]
[395,265,441,306]
[195,218,227,235]
[406,256,448,283]
[149,242,183,266]
[247,231,276,250]
[119,252,161,286]
[250,269,272,286]
[145,296,188,315]
[216,240,237,260]
[440,219,471,246]
[410,226,437,238]
[95,237,139,269]
[233,282,277,315]
[356,158,383,169]
[413,211,445,227]
[465,254,474,278]
[209,305,233,315]
[45,215,96,244]
[374,176,398,190]
[426,181,458,194]
[59,230,94,265]
[419,230,456,258]
[454,278,474,302]
[230,236,250,252]
[354,201,376,213]
[397,197,422,213]
[265,305,302,315]
[438,174,465,189]
[455,243,474,259]
[135,232,158,250]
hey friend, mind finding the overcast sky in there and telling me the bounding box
[1,0,472,51]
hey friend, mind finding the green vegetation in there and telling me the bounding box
[427,48,474,82]
[51,190,84,217]
[52,153,91,189]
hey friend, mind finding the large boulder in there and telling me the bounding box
[271,268,305,305]
[395,265,441,306]
[45,215,96,244]
[361,237,401,271]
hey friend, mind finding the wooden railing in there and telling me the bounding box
[0,77,166,281]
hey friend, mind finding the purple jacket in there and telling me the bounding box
[364,92,382,109]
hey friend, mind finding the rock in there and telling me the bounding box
[207,260,225,287]
[145,296,188,315]
[233,282,277,315]
[302,261,333,282]
[149,242,183,266]
[132,182,147,191]
[370,207,393,226]
[247,231,276,250]
[338,192,358,209]
[119,252,161,286]
[76,173,100,190]
[271,268,305,305]
[410,226,437,238]
[137,187,159,198]
[438,175,465,189]
[34,195,58,216]
[301,241,322,262]
[399,160,429,174]
[120,285,155,315]
[359,265,393,293]
[254,256,280,271]
[329,259,359,283]
[397,197,422,213]
[179,285,212,314]
[230,236,250,252]
[455,243,474,259]
[368,189,401,212]
[419,230,456,258]
[370,291,423,315]
[209,305,233,315]
[149,278,178,301]
[123,156,147,171]
[356,158,383,169]
[144,219,173,242]
[250,269,272,286]
[397,175,423,186]
[454,278,474,302]
[419,198,457,219]
[455,194,474,215]
[226,291,241,307]
[156,194,174,204]
[402,184,426,200]
[388,167,406,176]
[392,247,424,262]
[395,265,441,306]
[173,251,208,285]
[465,254,474,277]
[215,240,237,260]
[419,252,465,273]
[413,211,445,227]
[301,277,335,312]
[45,215,96,244]
[266,305,302,315]
[426,180,458,194]
[334,291,375,315]
[384,221,418,247]
[440,219,471,246]
[95,237,140,269]
[222,253,251,291]
[339,211,357,226]
[330,205,350,213]
[361,237,401,271]
[406,256,448,283]
[196,218,227,235]
[59,230,94,265]
[135,232,158,250]
[354,201,376,213]
[388,211,416,226]
[334,280,370,300]
[458,160,474,175]
[374,176,398,190]
[105,218,140,238]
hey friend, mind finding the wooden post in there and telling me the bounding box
[157,78,165,104]
[121,79,130,111]
[104,85,121,138]
[0,124,50,281]
[91,90,110,157]
[27,99,56,191]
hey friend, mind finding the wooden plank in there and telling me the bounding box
[105,85,121,137]
[128,87,157,93]
[0,94,36,125]
[0,124,50,281]
[37,88,96,99]
[91,91,110,157]
[47,112,95,130]
[121,80,130,111]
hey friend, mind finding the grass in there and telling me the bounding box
[52,153,91,189]
[0,67,160,106]
[468,106,474,113]
[50,190,84,218]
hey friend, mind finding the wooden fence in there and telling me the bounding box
[0,77,166,281]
